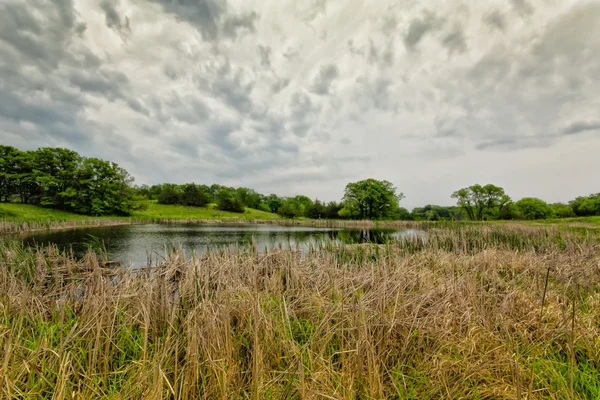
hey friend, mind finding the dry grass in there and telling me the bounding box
[0,224,599,399]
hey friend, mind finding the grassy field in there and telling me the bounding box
[1,224,599,399]
[132,201,280,221]
[0,202,280,234]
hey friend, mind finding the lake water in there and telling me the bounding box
[22,223,427,267]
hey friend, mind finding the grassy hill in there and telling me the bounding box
[132,201,280,220]
[0,201,280,223]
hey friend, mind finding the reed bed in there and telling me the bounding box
[0,225,599,399]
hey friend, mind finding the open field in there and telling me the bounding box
[1,224,599,399]
[132,201,280,221]
[0,202,280,234]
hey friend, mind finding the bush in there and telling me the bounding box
[514,198,554,220]
[550,203,575,218]
[216,189,245,213]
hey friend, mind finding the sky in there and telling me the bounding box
[0,0,599,209]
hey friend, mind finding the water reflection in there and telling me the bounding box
[23,224,426,267]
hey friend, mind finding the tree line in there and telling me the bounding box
[0,145,137,215]
[1,145,599,220]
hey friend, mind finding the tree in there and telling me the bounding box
[411,205,463,221]
[157,184,181,205]
[451,184,511,220]
[216,188,245,213]
[570,194,600,216]
[266,194,283,213]
[32,147,81,208]
[63,158,135,216]
[0,145,22,202]
[341,179,404,220]
[305,199,326,219]
[181,184,210,207]
[278,199,302,218]
[514,197,554,220]
[550,203,575,218]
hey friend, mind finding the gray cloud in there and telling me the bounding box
[311,64,339,95]
[1,0,599,206]
[195,58,255,113]
[100,0,130,38]
[287,92,318,137]
[403,12,444,50]
[148,0,257,41]
[442,25,467,54]
[562,121,600,136]
[257,45,271,68]
[511,0,534,16]
[484,11,507,31]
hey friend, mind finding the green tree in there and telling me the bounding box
[570,194,600,216]
[550,203,575,218]
[0,145,22,202]
[216,188,245,213]
[278,199,302,218]
[341,179,404,220]
[305,199,326,219]
[32,147,81,208]
[451,184,511,220]
[181,184,210,207]
[514,197,554,220]
[157,184,181,205]
[64,158,135,215]
[266,194,283,213]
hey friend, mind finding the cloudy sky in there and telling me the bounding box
[1,0,599,208]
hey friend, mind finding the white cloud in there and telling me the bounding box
[0,0,599,208]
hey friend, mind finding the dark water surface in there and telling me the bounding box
[23,223,426,267]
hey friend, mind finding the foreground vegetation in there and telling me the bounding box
[1,224,599,398]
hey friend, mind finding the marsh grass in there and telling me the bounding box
[0,224,599,399]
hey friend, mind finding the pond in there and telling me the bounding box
[22,223,427,267]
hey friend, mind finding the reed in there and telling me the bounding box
[0,224,599,399]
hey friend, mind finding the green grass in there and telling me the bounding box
[0,201,280,223]
[132,200,280,220]
[0,203,101,222]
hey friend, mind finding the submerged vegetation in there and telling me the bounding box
[1,224,599,398]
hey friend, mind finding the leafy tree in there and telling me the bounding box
[278,199,302,218]
[341,179,404,220]
[323,201,343,219]
[411,205,463,221]
[64,158,135,215]
[570,194,600,216]
[216,188,245,213]
[305,199,326,219]
[451,184,511,220]
[32,147,81,208]
[514,197,554,220]
[157,184,181,205]
[550,203,575,218]
[266,194,283,213]
[0,145,22,202]
[181,184,210,207]
[133,184,152,200]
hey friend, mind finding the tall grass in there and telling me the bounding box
[0,224,599,399]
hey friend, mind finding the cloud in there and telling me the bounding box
[484,11,507,31]
[403,11,444,50]
[99,0,131,38]
[1,0,599,207]
[442,25,467,54]
[511,0,534,16]
[257,45,271,68]
[562,121,600,136]
[311,64,339,95]
[148,0,257,41]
